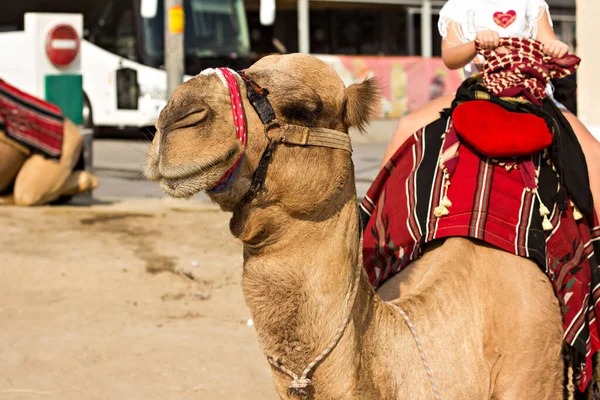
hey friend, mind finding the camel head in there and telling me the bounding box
[145,53,380,211]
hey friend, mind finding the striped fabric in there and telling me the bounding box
[361,117,600,392]
[0,79,64,159]
[475,37,581,105]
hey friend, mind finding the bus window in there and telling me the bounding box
[139,0,250,72]
[116,9,137,61]
[89,0,137,61]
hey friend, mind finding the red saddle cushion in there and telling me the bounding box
[452,100,553,158]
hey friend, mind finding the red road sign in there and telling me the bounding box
[45,24,80,68]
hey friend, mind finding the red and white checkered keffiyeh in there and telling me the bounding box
[475,37,580,105]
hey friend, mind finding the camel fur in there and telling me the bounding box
[145,53,564,399]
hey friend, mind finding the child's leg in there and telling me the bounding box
[381,95,454,168]
[562,111,600,216]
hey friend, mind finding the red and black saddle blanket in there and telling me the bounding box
[0,79,64,159]
[360,116,600,391]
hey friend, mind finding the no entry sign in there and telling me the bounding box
[45,24,80,68]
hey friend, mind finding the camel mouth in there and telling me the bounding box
[160,174,207,198]
[156,145,241,198]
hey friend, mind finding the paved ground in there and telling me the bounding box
[90,120,397,202]
[1,200,280,400]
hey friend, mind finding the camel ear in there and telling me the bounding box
[344,78,381,133]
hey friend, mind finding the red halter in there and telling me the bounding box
[208,67,248,194]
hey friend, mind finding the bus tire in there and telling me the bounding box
[79,92,95,177]
[82,92,94,132]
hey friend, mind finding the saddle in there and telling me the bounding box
[0,79,65,160]
[452,99,552,158]
[361,37,599,392]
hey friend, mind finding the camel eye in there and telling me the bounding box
[279,100,323,124]
[183,108,213,128]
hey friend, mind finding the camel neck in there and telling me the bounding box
[237,190,369,396]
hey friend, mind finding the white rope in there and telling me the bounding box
[390,302,442,400]
[265,264,362,397]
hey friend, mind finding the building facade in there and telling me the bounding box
[244,0,577,58]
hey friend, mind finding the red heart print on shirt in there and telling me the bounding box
[493,10,517,29]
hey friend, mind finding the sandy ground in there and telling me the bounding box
[0,199,280,400]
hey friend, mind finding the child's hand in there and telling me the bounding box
[542,39,570,58]
[475,30,500,50]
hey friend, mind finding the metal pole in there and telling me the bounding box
[165,0,184,99]
[407,8,415,56]
[420,0,432,58]
[298,0,310,53]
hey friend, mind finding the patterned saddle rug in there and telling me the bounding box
[0,79,64,159]
[360,116,600,392]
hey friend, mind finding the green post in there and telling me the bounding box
[44,74,83,124]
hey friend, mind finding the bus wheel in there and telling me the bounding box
[82,92,94,131]
[80,92,95,175]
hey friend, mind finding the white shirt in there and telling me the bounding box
[438,0,553,75]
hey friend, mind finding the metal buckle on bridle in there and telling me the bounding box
[263,118,283,143]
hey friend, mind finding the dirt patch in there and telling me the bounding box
[78,211,182,276]
[167,311,204,320]
[79,213,154,225]
[144,254,178,274]
[0,200,278,400]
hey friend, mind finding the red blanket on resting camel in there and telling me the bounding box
[360,117,600,391]
[0,79,64,159]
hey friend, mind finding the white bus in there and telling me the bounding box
[0,0,251,133]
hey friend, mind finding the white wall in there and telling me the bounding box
[576,0,600,140]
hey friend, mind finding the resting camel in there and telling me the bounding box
[0,118,98,206]
[145,54,564,399]
[0,77,98,206]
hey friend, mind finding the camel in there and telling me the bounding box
[144,54,565,399]
[0,118,98,206]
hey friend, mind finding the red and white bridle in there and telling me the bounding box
[202,67,248,194]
